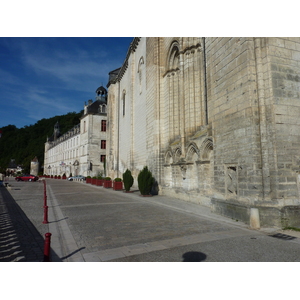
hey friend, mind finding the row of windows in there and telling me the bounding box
[83,120,107,132]
[47,140,106,161]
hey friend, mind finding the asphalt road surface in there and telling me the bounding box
[2,178,300,262]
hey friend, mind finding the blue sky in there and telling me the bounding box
[0,1,291,130]
[0,37,133,128]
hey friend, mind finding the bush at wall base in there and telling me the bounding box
[122,169,134,192]
[137,166,154,196]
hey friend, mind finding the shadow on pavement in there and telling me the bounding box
[49,217,68,224]
[182,251,207,262]
[0,186,62,262]
[62,247,85,260]
[269,233,296,241]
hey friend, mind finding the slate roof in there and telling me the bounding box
[85,99,106,114]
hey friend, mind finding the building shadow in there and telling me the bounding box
[269,233,296,240]
[61,247,85,260]
[182,251,207,262]
[0,186,62,262]
[150,179,159,196]
[48,217,68,224]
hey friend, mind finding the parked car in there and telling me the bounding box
[15,174,39,182]
[68,175,86,181]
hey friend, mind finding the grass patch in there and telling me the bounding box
[283,226,300,232]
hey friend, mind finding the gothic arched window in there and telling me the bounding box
[138,56,144,94]
[167,42,180,71]
[122,90,126,116]
[164,41,181,141]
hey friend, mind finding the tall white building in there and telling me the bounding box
[44,86,108,177]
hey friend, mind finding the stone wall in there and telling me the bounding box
[269,38,300,204]
[106,37,300,228]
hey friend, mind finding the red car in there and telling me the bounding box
[15,174,39,182]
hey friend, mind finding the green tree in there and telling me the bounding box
[0,111,82,173]
[137,166,154,195]
[122,169,134,192]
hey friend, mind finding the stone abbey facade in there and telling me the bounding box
[106,37,300,228]
[44,86,108,177]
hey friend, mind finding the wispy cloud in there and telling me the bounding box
[18,38,122,92]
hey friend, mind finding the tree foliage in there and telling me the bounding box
[137,166,154,195]
[122,169,134,192]
[0,111,82,174]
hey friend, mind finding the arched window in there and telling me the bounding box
[122,90,126,116]
[167,42,180,70]
[138,56,144,94]
[164,41,181,141]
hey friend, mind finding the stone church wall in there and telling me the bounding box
[269,38,300,203]
[106,37,300,228]
[107,84,118,176]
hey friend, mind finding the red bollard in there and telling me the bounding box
[43,232,52,262]
[43,194,47,207]
[43,206,48,224]
[43,181,47,206]
[43,180,46,194]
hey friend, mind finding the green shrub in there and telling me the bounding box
[104,177,111,181]
[114,178,122,182]
[97,175,103,180]
[137,166,154,195]
[86,176,91,179]
[122,169,134,192]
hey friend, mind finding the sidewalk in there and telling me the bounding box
[0,177,62,262]
[0,181,44,262]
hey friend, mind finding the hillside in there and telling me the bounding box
[0,111,83,174]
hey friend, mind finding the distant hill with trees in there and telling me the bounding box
[0,111,83,174]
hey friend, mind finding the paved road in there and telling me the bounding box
[1,178,300,262]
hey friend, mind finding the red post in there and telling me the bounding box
[44,194,47,207]
[43,233,52,262]
[43,206,48,224]
[43,180,47,207]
